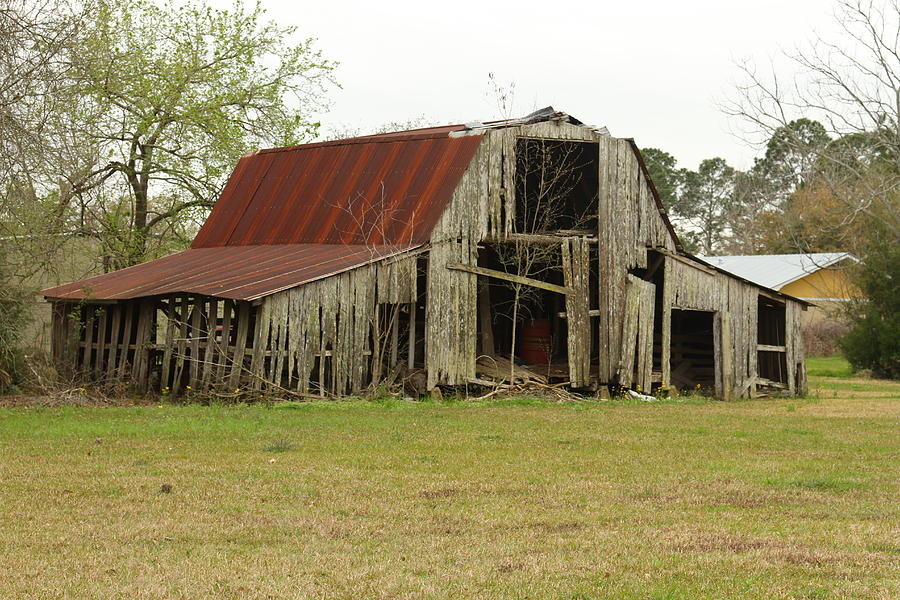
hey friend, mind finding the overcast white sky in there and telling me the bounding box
[255,0,842,170]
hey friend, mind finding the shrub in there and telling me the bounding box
[0,278,29,391]
[839,236,900,379]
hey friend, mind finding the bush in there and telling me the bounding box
[803,318,850,357]
[0,281,28,391]
[839,237,900,379]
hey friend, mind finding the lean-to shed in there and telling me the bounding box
[43,108,808,398]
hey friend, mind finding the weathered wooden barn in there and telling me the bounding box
[43,108,808,398]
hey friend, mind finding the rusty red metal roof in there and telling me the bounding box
[191,130,483,248]
[42,244,417,301]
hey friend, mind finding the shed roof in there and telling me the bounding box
[41,244,416,301]
[701,252,857,290]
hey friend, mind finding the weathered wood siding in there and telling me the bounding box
[253,252,419,395]
[664,255,806,398]
[596,136,678,384]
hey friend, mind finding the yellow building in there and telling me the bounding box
[702,253,860,304]
[703,253,861,355]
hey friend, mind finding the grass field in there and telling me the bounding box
[0,358,897,599]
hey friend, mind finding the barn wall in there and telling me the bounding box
[425,121,615,388]
[595,135,678,385]
[253,252,419,395]
[664,255,807,398]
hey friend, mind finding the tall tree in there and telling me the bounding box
[640,147,681,209]
[726,0,900,242]
[2,0,336,270]
[671,158,739,255]
[755,119,831,203]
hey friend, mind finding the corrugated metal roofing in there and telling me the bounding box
[42,244,417,301]
[701,252,857,290]
[191,131,483,248]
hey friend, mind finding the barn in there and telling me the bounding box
[42,108,808,398]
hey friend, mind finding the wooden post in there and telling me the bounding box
[217,299,233,384]
[720,311,733,400]
[160,297,175,390]
[129,300,153,391]
[478,281,495,357]
[390,305,400,367]
[408,300,417,369]
[189,297,202,388]
[94,308,107,380]
[106,305,122,382]
[172,296,189,394]
[117,302,134,380]
[201,298,217,388]
[228,301,250,389]
[81,307,94,376]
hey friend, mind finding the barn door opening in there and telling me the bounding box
[669,309,716,394]
[757,295,788,388]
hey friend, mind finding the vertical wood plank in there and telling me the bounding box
[132,300,154,391]
[160,297,175,390]
[201,298,218,388]
[229,301,250,389]
[217,299,233,384]
[94,307,107,380]
[172,296,189,394]
[81,307,95,377]
[106,304,122,382]
[189,297,202,388]
[117,302,134,381]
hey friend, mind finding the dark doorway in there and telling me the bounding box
[757,296,788,384]
[670,309,716,393]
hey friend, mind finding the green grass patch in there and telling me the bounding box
[806,355,853,378]
[0,369,897,598]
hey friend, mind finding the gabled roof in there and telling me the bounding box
[43,107,682,302]
[191,130,483,248]
[701,252,857,290]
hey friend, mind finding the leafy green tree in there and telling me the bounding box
[12,0,336,269]
[755,119,831,203]
[640,147,681,209]
[840,226,900,378]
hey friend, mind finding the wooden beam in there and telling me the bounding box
[106,305,121,382]
[117,303,134,380]
[94,307,107,380]
[653,247,717,276]
[189,298,202,387]
[81,308,94,375]
[483,233,598,245]
[217,299,233,383]
[160,297,175,389]
[447,263,571,296]
[390,305,400,367]
[228,301,250,389]
[557,309,601,318]
[757,344,786,353]
[408,300,417,369]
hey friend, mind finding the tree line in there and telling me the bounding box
[641,115,896,258]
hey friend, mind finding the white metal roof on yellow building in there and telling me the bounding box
[700,252,857,291]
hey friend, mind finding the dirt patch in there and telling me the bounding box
[0,393,156,408]
[419,487,460,499]
[670,532,774,554]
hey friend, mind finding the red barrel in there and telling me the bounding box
[519,319,551,364]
